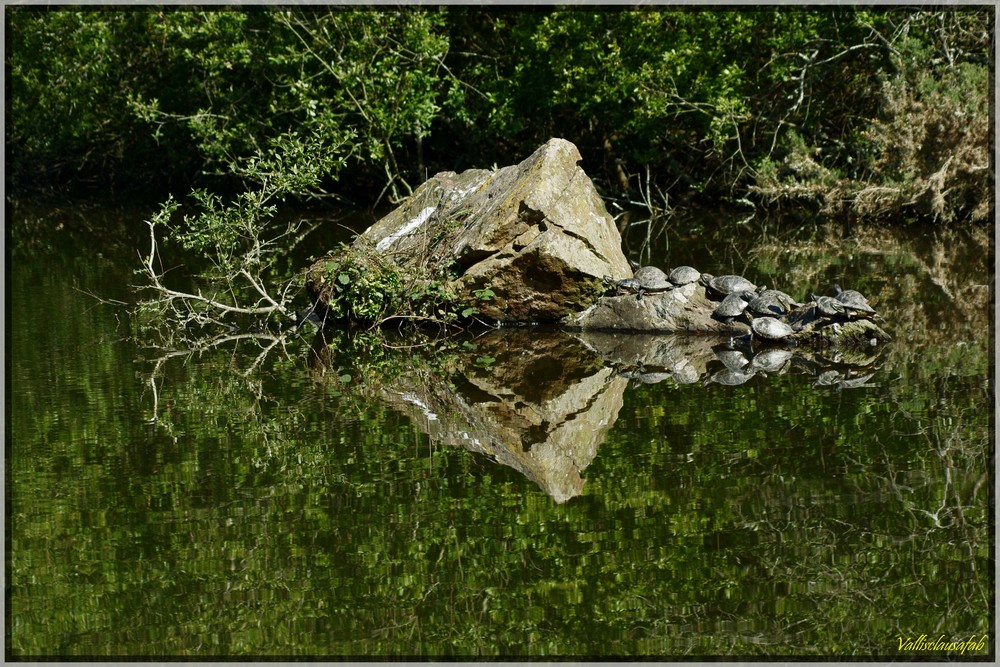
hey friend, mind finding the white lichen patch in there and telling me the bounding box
[376,206,436,251]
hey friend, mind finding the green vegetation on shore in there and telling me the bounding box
[7,7,992,224]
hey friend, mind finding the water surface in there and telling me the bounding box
[6,199,993,658]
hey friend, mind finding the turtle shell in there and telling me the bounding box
[833,284,877,314]
[631,265,672,289]
[707,274,757,296]
[751,316,794,340]
[614,265,674,300]
[812,294,847,317]
[714,291,752,318]
[748,289,801,316]
[668,265,701,286]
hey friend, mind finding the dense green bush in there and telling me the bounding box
[6,8,448,199]
[6,7,992,223]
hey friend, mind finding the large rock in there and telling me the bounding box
[304,137,892,347]
[563,282,751,334]
[352,138,630,322]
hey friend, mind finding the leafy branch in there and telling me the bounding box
[133,130,353,341]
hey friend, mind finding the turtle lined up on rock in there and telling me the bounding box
[700,273,758,297]
[713,290,755,323]
[668,266,702,286]
[747,289,802,317]
[604,265,675,300]
[812,293,848,317]
[593,260,884,347]
[811,288,878,320]
[833,284,877,316]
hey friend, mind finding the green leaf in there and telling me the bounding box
[474,288,495,301]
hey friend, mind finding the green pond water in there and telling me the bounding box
[5,199,993,658]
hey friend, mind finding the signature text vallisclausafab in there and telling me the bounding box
[897,634,989,655]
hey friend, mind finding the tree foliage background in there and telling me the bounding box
[6,7,993,223]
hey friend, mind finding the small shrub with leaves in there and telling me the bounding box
[134,129,352,343]
[307,245,492,329]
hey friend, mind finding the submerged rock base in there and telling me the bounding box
[564,277,892,351]
[563,283,750,335]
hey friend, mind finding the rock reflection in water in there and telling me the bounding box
[362,329,625,503]
[314,327,885,504]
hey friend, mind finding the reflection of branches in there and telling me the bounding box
[606,166,679,267]
[145,356,167,425]
[725,405,989,635]
[852,399,990,623]
[879,395,987,534]
[140,328,300,427]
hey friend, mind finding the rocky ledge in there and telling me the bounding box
[305,137,891,347]
[565,267,891,349]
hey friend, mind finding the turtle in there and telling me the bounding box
[833,284,877,315]
[610,265,674,300]
[715,348,751,373]
[812,293,848,317]
[750,316,795,341]
[701,273,757,297]
[668,265,702,286]
[713,290,755,322]
[750,348,794,374]
[633,265,669,282]
[604,266,674,301]
[747,289,803,317]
